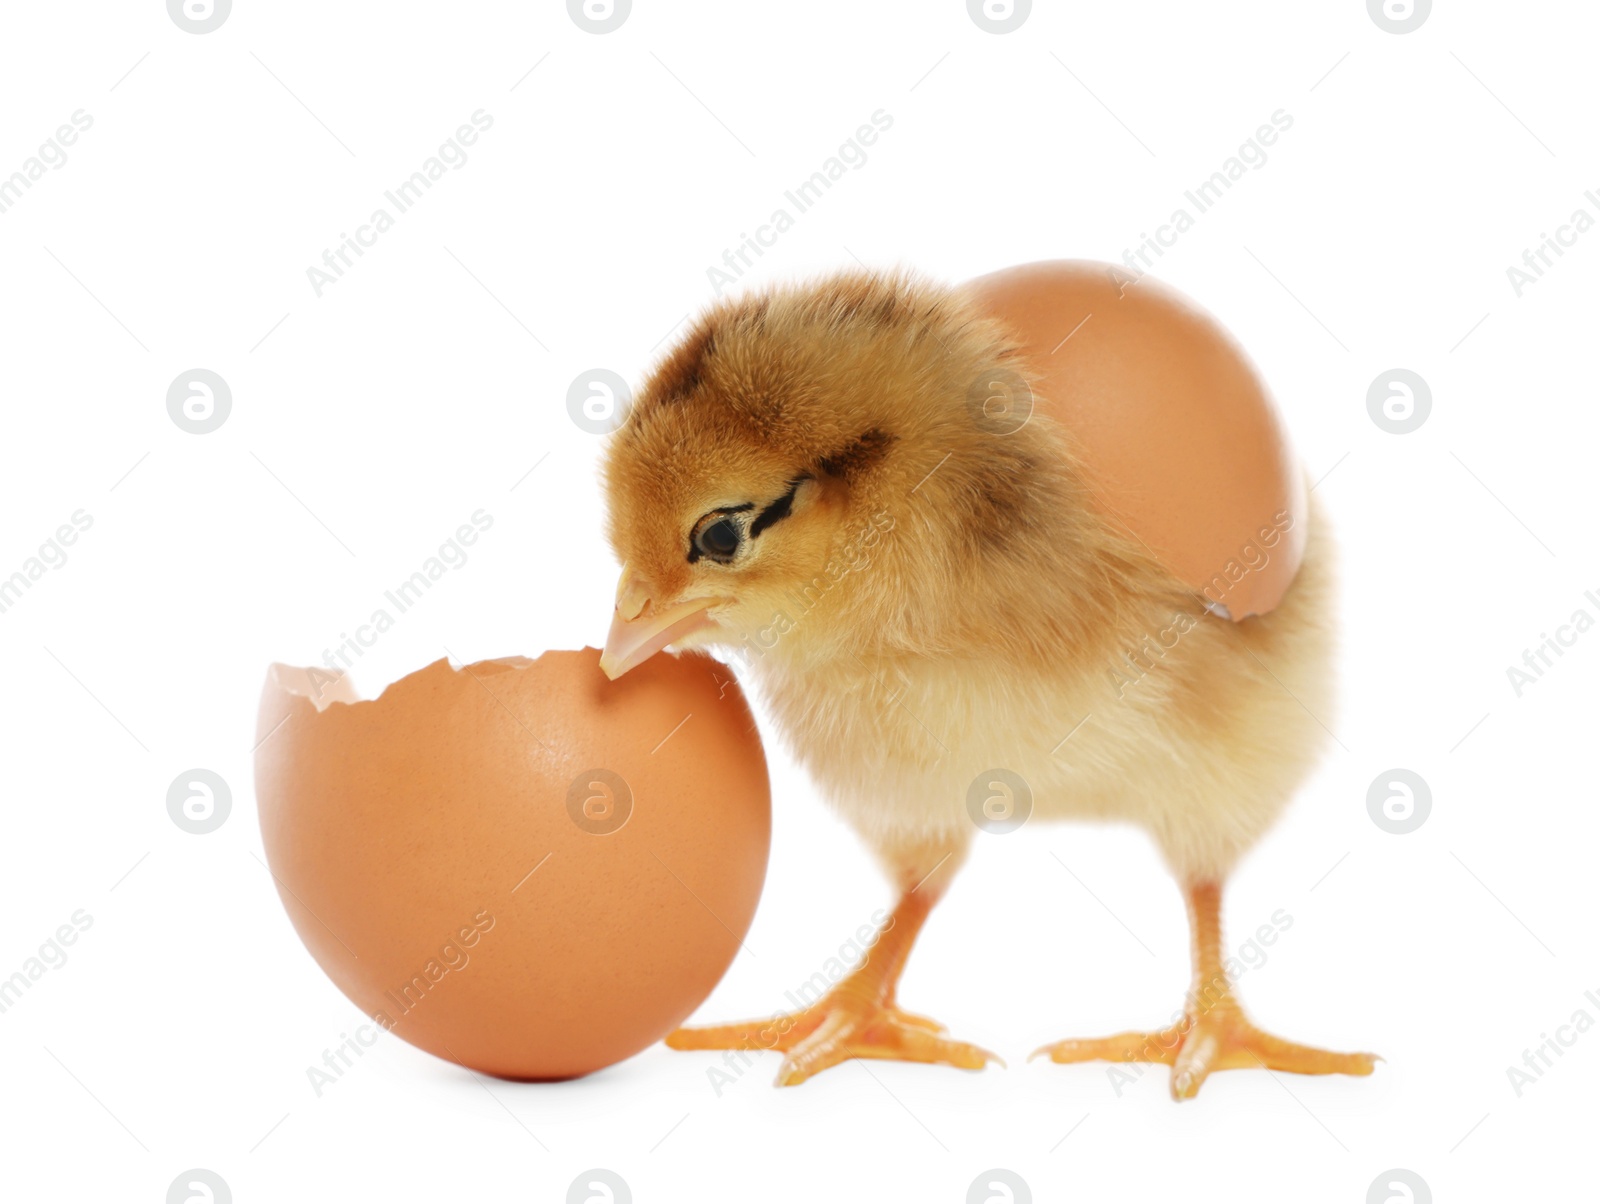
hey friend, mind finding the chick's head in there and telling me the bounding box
[598,270,1045,678]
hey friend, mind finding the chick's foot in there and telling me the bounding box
[668,992,1000,1087]
[1031,879,1378,1099]
[665,875,998,1087]
[1032,1002,1378,1100]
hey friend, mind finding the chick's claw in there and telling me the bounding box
[667,996,1001,1088]
[1032,1004,1378,1101]
[776,1005,1001,1087]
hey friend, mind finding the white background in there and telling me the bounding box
[1,1,1595,1201]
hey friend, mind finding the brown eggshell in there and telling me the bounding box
[963,260,1306,618]
[254,648,769,1081]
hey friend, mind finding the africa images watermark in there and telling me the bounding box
[305,110,495,297]
[1504,189,1600,298]
[1106,908,1294,1097]
[1504,587,1600,697]
[725,507,896,670]
[706,109,894,295]
[0,510,94,617]
[306,908,497,1096]
[704,907,894,1097]
[1109,109,1294,292]
[0,110,93,217]
[1109,508,1296,697]
[318,509,494,674]
[0,910,94,1016]
[1504,987,1600,1098]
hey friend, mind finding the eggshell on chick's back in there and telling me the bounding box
[255,648,769,1081]
[963,260,1306,619]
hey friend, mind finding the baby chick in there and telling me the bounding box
[599,262,1377,1098]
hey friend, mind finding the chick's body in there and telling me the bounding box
[601,262,1374,1096]
[754,511,1334,889]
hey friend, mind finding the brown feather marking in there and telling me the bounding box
[653,325,717,404]
[816,428,895,480]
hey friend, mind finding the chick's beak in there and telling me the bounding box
[599,564,723,680]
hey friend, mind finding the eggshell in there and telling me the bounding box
[964,260,1306,618]
[254,648,770,1081]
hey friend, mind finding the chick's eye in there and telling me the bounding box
[694,517,741,560]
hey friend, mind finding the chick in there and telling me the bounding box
[599,262,1377,1098]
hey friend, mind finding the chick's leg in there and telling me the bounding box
[666,854,999,1087]
[1033,880,1378,1100]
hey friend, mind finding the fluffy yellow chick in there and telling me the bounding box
[599,263,1377,1098]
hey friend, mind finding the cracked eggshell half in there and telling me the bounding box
[254,648,770,1081]
[964,260,1307,620]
